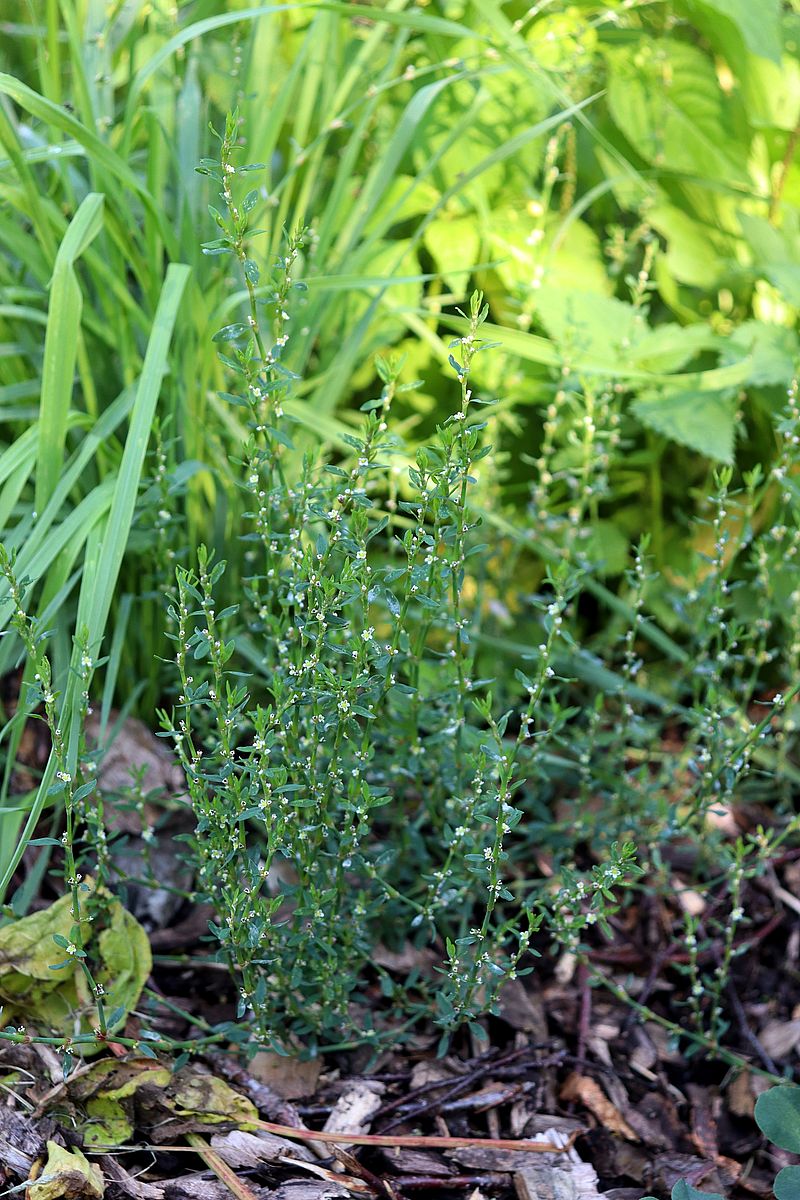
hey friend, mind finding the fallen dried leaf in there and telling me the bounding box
[620,1092,682,1152]
[209,1130,314,1169]
[727,1070,757,1119]
[409,1059,457,1090]
[0,885,150,1044]
[323,1081,384,1149]
[248,1052,322,1102]
[69,1057,172,1148]
[628,1026,658,1078]
[649,1152,734,1197]
[28,1141,104,1200]
[497,980,548,1041]
[560,1073,638,1142]
[139,1066,258,1142]
[687,1085,719,1161]
[758,1019,800,1060]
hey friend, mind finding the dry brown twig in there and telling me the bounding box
[186,1133,263,1200]
[254,1119,578,1154]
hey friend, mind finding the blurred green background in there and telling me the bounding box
[0,0,798,742]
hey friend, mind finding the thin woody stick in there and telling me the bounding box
[254,1119,576,1154]
[186,1134,263,1200]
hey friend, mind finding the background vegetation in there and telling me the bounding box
[2,0,800,1062]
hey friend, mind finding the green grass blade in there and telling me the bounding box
[0,264,188,901]
[35,191,104,512]
[75,262,191,655]
[0,73,178,258]
[122,3,310,142]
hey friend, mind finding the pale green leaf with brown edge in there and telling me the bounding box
[137,1066,259,1140]
[69,1058,172,1148]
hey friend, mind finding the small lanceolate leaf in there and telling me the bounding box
[755,1085,800,1153]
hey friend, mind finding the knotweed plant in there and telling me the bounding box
[160,116,636,1051]
[160,113,800,1058]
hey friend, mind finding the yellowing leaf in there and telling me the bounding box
[487,211,611,308]
[0,886,151,1045]
[0,891,87,981]
[70,1058,172,1148]
[29,1142,104,1200]
[423,215,480,294]
[526,7,598,70]
[168,1069,259,1128]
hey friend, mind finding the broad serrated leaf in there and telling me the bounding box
[632,388,736,462]
[532,286,643,371]
[691,0,782,62]
[604,39,747,182]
